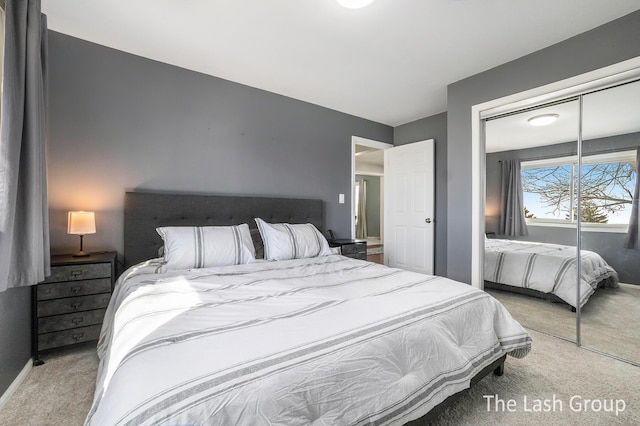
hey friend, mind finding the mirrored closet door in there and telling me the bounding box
[580,79,640,365]
[484,99,580,342]
[483,75,640,366]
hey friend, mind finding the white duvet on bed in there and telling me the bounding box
[484,238,619,308]
[86,255,530,426]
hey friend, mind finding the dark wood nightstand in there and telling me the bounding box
[32,251,117,365]
[328,239,367,260]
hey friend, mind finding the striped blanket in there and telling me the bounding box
[86,255,531,426]
[484,239,619,308]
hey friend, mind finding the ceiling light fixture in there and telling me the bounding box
[336,0,375,9]
[527,113,559,126]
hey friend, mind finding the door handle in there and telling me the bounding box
[425,218,432,224]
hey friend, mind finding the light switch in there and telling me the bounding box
[339,193,345,204]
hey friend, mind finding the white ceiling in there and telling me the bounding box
[41,0,640,126]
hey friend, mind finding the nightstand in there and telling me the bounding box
[328,239,367,260]
[32,251,117,365]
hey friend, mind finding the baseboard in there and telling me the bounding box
[0,358,33,411]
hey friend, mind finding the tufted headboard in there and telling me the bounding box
[124,191,325,268]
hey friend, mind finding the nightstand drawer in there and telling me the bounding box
[37,278,111,300]
[38,325,102,351]
[37,293,112,317]
[38,309,107,333]
[33,251,117,364]
[341,243,366,255]
[43,263,111,283]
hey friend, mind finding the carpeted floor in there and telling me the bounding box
[1,328,638,426]
[487,284,640,365]
[0,343,97,426]
[431,328,639,425]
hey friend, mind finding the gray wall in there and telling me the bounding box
[355,174,381,237]
[486,133,640,284]
[394,112,448,276]
[46,32,393,258]
[0,31,393,396]
[447,10,640,284]
[0,287,31,396]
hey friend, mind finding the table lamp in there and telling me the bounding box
[67,211,96,257]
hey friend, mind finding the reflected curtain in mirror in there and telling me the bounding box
[499,159,528,236]
[624,148,639,249]
[0,0,50,291]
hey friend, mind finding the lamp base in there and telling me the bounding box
[72,234,90,257]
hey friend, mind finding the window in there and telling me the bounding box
[521,150,637,226]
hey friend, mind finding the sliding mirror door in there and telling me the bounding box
[580,79,640,364]
[484,99,580,341]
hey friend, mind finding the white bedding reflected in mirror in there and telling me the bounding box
[484,100,580,342]
[580,79,640,365]
[482,77,640,366]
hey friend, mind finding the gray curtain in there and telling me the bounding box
[624,148,639,250]
[498,159,528,237]
[0,0,50,291]
[356,179,367,239]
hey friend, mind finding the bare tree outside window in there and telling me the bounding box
[522,157,636,224]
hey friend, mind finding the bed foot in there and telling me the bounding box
[493,363,504,377]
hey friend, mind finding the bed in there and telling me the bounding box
[85,192,532,425]
[484,238,619,309]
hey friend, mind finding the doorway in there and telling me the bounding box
[351,137,392,263]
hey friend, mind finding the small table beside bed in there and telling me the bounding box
[84,192,532,425]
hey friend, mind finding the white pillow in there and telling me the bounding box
[156,224,256,271]
[255,218,332,261]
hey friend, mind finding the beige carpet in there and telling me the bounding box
[0,343,97,426]
[1,330,638,426]
[487,285,640,365]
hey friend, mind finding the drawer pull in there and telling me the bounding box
[70,285,82,294]
[71,317,84,325]
[71,301,83,310]
[70,269,84,277]
[72,332,84,341]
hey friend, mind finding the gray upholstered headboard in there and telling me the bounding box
[124,191,325,268]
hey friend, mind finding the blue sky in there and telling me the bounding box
[522,165,635,224]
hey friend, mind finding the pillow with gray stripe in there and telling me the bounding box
[255,218,332,261]
[156,224,256,271]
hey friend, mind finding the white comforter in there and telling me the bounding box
[484,238,619,308]
[86,255,531,426]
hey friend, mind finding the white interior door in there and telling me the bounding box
[384,139,434,274]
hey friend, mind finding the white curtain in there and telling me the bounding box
[0,0,50,291]
[356,179,367,239]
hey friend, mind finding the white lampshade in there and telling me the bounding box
[67,211,96,235]
[336,0,375,9]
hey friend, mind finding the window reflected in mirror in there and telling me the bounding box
[483,77,640,366]
[483,99,580,342]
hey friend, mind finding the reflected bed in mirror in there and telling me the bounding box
[482,63,640,365]
[483,238,619,310]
